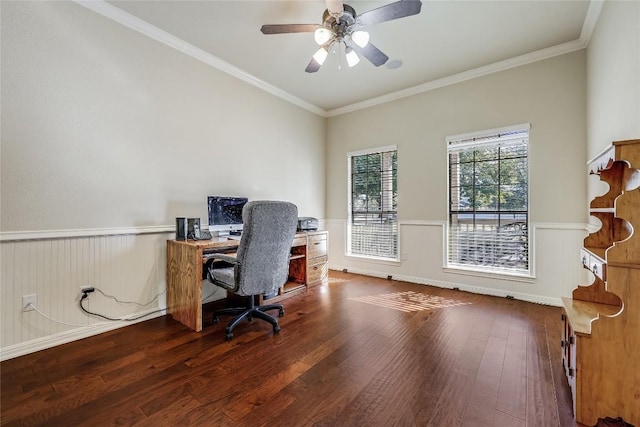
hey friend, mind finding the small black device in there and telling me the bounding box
[297,217,318,231]
[175,217,187,240]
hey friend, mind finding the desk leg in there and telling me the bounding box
[167,243,203,331]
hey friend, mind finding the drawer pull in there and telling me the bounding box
[561,339,565,348]
[314,242,321,245]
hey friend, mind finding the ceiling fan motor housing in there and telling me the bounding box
[322,4,357,40]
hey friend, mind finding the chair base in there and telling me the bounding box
[212,297,284,341]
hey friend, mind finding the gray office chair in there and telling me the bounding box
[206,200,298,340]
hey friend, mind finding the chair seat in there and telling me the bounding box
[210,266,235,290]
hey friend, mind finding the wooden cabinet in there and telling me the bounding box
[266,231,328,300]
[306,231,328,287]
[560,139,639,426]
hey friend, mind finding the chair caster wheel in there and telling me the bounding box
[225,333,233,341]
[212,316,219,325]
[278,309,285,317]
[274,325,281,334]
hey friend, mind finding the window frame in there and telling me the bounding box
[347,145,399,262]
[445,123,533,278]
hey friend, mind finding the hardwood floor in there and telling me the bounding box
[1,271,580,426]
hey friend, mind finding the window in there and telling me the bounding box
[447,124,530,274]
[347,146,398,260]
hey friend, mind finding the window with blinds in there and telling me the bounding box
[447,125,530,274]
[347,146,398,260]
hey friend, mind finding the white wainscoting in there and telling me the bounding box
[324,219,590,306]
[0,228,173,361]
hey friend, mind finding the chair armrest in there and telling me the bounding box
[205,253,239,265]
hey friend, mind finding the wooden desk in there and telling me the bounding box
[166,231,328,331]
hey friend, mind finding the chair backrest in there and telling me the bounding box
[234,200,298,296]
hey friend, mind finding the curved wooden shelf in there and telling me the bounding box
[562,139,640,427]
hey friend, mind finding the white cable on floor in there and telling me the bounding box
[27,303,108,328]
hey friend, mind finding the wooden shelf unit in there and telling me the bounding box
[560,139,639,426]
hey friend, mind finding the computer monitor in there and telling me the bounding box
[207,196,248,236]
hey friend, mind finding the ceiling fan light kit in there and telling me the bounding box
[260,0,422,73]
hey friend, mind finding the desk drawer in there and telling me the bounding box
[308,235,327,259]
[307,261,328,285]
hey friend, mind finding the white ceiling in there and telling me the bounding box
[101,1,593,115]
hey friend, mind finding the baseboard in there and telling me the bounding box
[0,310,166,362]
[331,267,562,307]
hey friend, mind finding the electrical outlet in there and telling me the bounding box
[22,294,37,312]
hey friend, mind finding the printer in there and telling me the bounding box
[297,217,318,232]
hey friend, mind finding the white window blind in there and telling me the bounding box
[347,146,398,260]
[447,125,530,274]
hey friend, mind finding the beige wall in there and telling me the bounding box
[0,1,325,357]
[586,0,639,212]
[326,51,588,303]
[587,0,640,160]
[1,1,325,232]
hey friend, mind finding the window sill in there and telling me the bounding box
[346,253,401,266]
[443,265,536,283]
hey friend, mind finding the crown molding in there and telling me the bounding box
[73,0,327,117]
[580,0,605,46]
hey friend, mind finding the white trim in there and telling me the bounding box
[330,267,561,307]
[0,310,166,361]
[0,225,174,242]
[345,254,401,265]
[532,222,588,230]
[443,266,536,282]
[398,220,446,227]
[73,0,326,117]
[446,123,531,145]
[579,0,605,46]
[327,39,586,117]
[347,144,398,158]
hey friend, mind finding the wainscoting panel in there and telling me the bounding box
[1,230,172,360]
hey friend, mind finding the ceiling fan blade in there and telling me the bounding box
[305,57,323,73]
[326,0,344,18]
[260,24,318,34]
[357,0,422,26]
[347,40,389,67]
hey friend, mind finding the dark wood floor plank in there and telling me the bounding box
[1,271,576,426]
[496,328,528,420]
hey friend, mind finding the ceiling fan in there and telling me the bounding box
[260,0,422,73]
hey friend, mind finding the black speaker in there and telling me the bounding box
[175,217,187,240]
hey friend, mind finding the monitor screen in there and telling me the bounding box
[207,196,248,234]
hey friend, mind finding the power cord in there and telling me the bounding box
[79,288,165,322]
[25,302,109,328]
[94,288,166,307]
